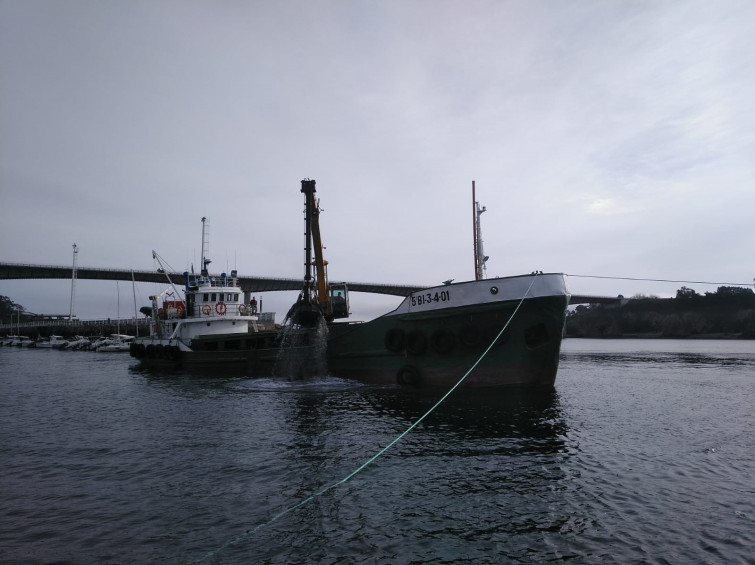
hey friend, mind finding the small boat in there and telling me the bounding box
[95,334,134,352]
[36,335,69,349]
[1,336,19,346]
[129,218,309,372]
[67,336,92,350]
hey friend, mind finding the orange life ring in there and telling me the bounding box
[201,304,212,315]
[215,301,227,315]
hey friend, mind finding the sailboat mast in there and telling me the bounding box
[116,281,120,336]
[69,243,78,320]
[132,270,138,337]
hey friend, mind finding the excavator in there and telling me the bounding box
[285,179,350,327]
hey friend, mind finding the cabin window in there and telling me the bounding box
[203,293,209,302]
[211,293,217,301]
[233,294,238,302]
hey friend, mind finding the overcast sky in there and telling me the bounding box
[1,0,754,321]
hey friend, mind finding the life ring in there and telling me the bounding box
[175,302,186,316]
[397,364,421,386]
[384,328,405,353]
[201,304,212,315]
[405,330,427,355]
[430,328,455,354]
[239,304,248,315]
[215,302,227,315]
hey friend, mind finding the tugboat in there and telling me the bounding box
[130,217,320,375]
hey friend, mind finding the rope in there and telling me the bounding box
[192,273,541,563]
[566,274,754,287]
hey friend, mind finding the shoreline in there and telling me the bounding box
[564,332,753,340]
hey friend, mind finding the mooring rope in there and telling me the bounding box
[192,273,541,563]
[566,273,753,287]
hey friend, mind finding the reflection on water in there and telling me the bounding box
[562,338,755,371]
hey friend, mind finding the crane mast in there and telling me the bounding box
[287,179,349,326]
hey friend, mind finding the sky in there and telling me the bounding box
[1,0,754,322]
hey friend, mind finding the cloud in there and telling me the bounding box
[1,0,754,316]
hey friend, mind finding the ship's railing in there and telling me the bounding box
[181,303,274,321]
[191,275,239,288]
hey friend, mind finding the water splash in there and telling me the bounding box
[272,314,329,379]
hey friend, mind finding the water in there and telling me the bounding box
[1,339,753,564]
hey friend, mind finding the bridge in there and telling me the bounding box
[0,262,620,305]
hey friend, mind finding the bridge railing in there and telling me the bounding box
[0,318,150,332]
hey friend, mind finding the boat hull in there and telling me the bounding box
[327,292,568,388]
[132,274,570,388]
[130,326,326,377]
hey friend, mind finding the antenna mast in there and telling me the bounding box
[69,243,78,320]
[472,182,488,280]
[200,217,211,274]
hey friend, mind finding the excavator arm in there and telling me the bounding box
[308,192,331,316]
[293,179,348,324]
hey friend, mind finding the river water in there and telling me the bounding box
[1,339,753,564]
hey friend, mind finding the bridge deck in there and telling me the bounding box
[0,262,621,304]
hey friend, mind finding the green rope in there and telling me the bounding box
[192,273,540,563]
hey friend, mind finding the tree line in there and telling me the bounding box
[565,286,755,339]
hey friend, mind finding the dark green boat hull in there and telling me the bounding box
[327,294,569,388]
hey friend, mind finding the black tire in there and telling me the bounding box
[405,330,427,355]
[459,324,483,348]
[384,328,405,353]
[397,364,421,386]
[430,329,455,354]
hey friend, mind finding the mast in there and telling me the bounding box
[69,243,78,320]
[132,270,138,337]
[472,182,478,280]
[200,217,211,274]
[473,182,488,280]
[116,280,120,336]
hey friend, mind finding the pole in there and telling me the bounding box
[132,270,138,337]
[69,243,78,320]
[472,181,479,280]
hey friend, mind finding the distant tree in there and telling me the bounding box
[676,286,699,301]
[1,295,23,323]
